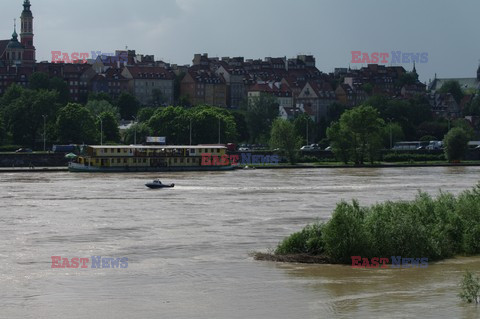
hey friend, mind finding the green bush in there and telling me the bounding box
[459,271,480,304]
[298,155,319,163]
[275,223,325,255]
[322,201,370,263]
[444,127,469,161]
[275,184,480,264]
[383,153,445,162]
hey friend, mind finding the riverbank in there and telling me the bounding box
[253,252,333,264]
[239,161,480,169]
[0,167,68,173]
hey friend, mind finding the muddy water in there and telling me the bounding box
[0,167,479,318]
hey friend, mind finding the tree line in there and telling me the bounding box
[0,73,477,163]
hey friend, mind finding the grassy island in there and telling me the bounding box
[255,184,480,264]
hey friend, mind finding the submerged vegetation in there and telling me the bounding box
[261,184,480,264]
[459,271,480,304]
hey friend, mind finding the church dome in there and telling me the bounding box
[7,28,23,49]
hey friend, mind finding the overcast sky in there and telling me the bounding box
[1,0,478,83]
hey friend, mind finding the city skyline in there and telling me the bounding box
[1,0,479,83]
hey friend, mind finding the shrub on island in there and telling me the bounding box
[272,184,480,264]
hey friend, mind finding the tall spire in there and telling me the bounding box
[23,0,31,11]
[12,19,18,39]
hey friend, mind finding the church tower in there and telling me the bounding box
[20,0,35,63]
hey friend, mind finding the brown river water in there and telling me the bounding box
[0,167,479,318]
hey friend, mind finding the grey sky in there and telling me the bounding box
[1,0,478,83]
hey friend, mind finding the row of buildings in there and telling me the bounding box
[0,0,477,123]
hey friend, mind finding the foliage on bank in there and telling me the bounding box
[274,185,480,264]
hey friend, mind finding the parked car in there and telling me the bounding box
[426,141,443,150]
[325,146,332,151]
[15,148,33,153]
[300,145,315,151]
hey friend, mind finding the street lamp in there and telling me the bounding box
[189,117,192,146]
[306,117,309,145]
[387,118,393,149]
[218,117,221,144]
[132,116,137,145]
[97,115,103,145]
[42,115,47,152]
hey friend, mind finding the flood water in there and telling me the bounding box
[0,167,479,318]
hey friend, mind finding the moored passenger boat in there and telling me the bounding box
[68,145,234,172]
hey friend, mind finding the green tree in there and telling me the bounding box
[416,120,449,140]
[243,93,279,143]
[0,113,5,145]
[419,135,437,142]
[438,80,464,104]
[396,72,418,87]
[29,72,50,90]
[293,113,316,145]
[443,127,469,162]
[332,105,384,165]
[117,92,140,120]
[88,92,113,105]
[463,96,480,116]
[56,103,96,144]
[327,102,348,123]
[29,73,69,105]
[148,106,188,144]
[452,119,475,140]
[270,118,302,164]
[123,122,152,145]
[86,100,120,120]
[362,83,373,95]
[2,89,60,147]
[97,111,120,143]
[0,83,24,107]
[383,122,405,149]
[188,106,237,144]
[231,111,249,143]
[326,121,351,164]
[49,77,70,105]
[137,107,155,123]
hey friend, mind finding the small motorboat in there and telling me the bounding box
[145,180,175,189]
